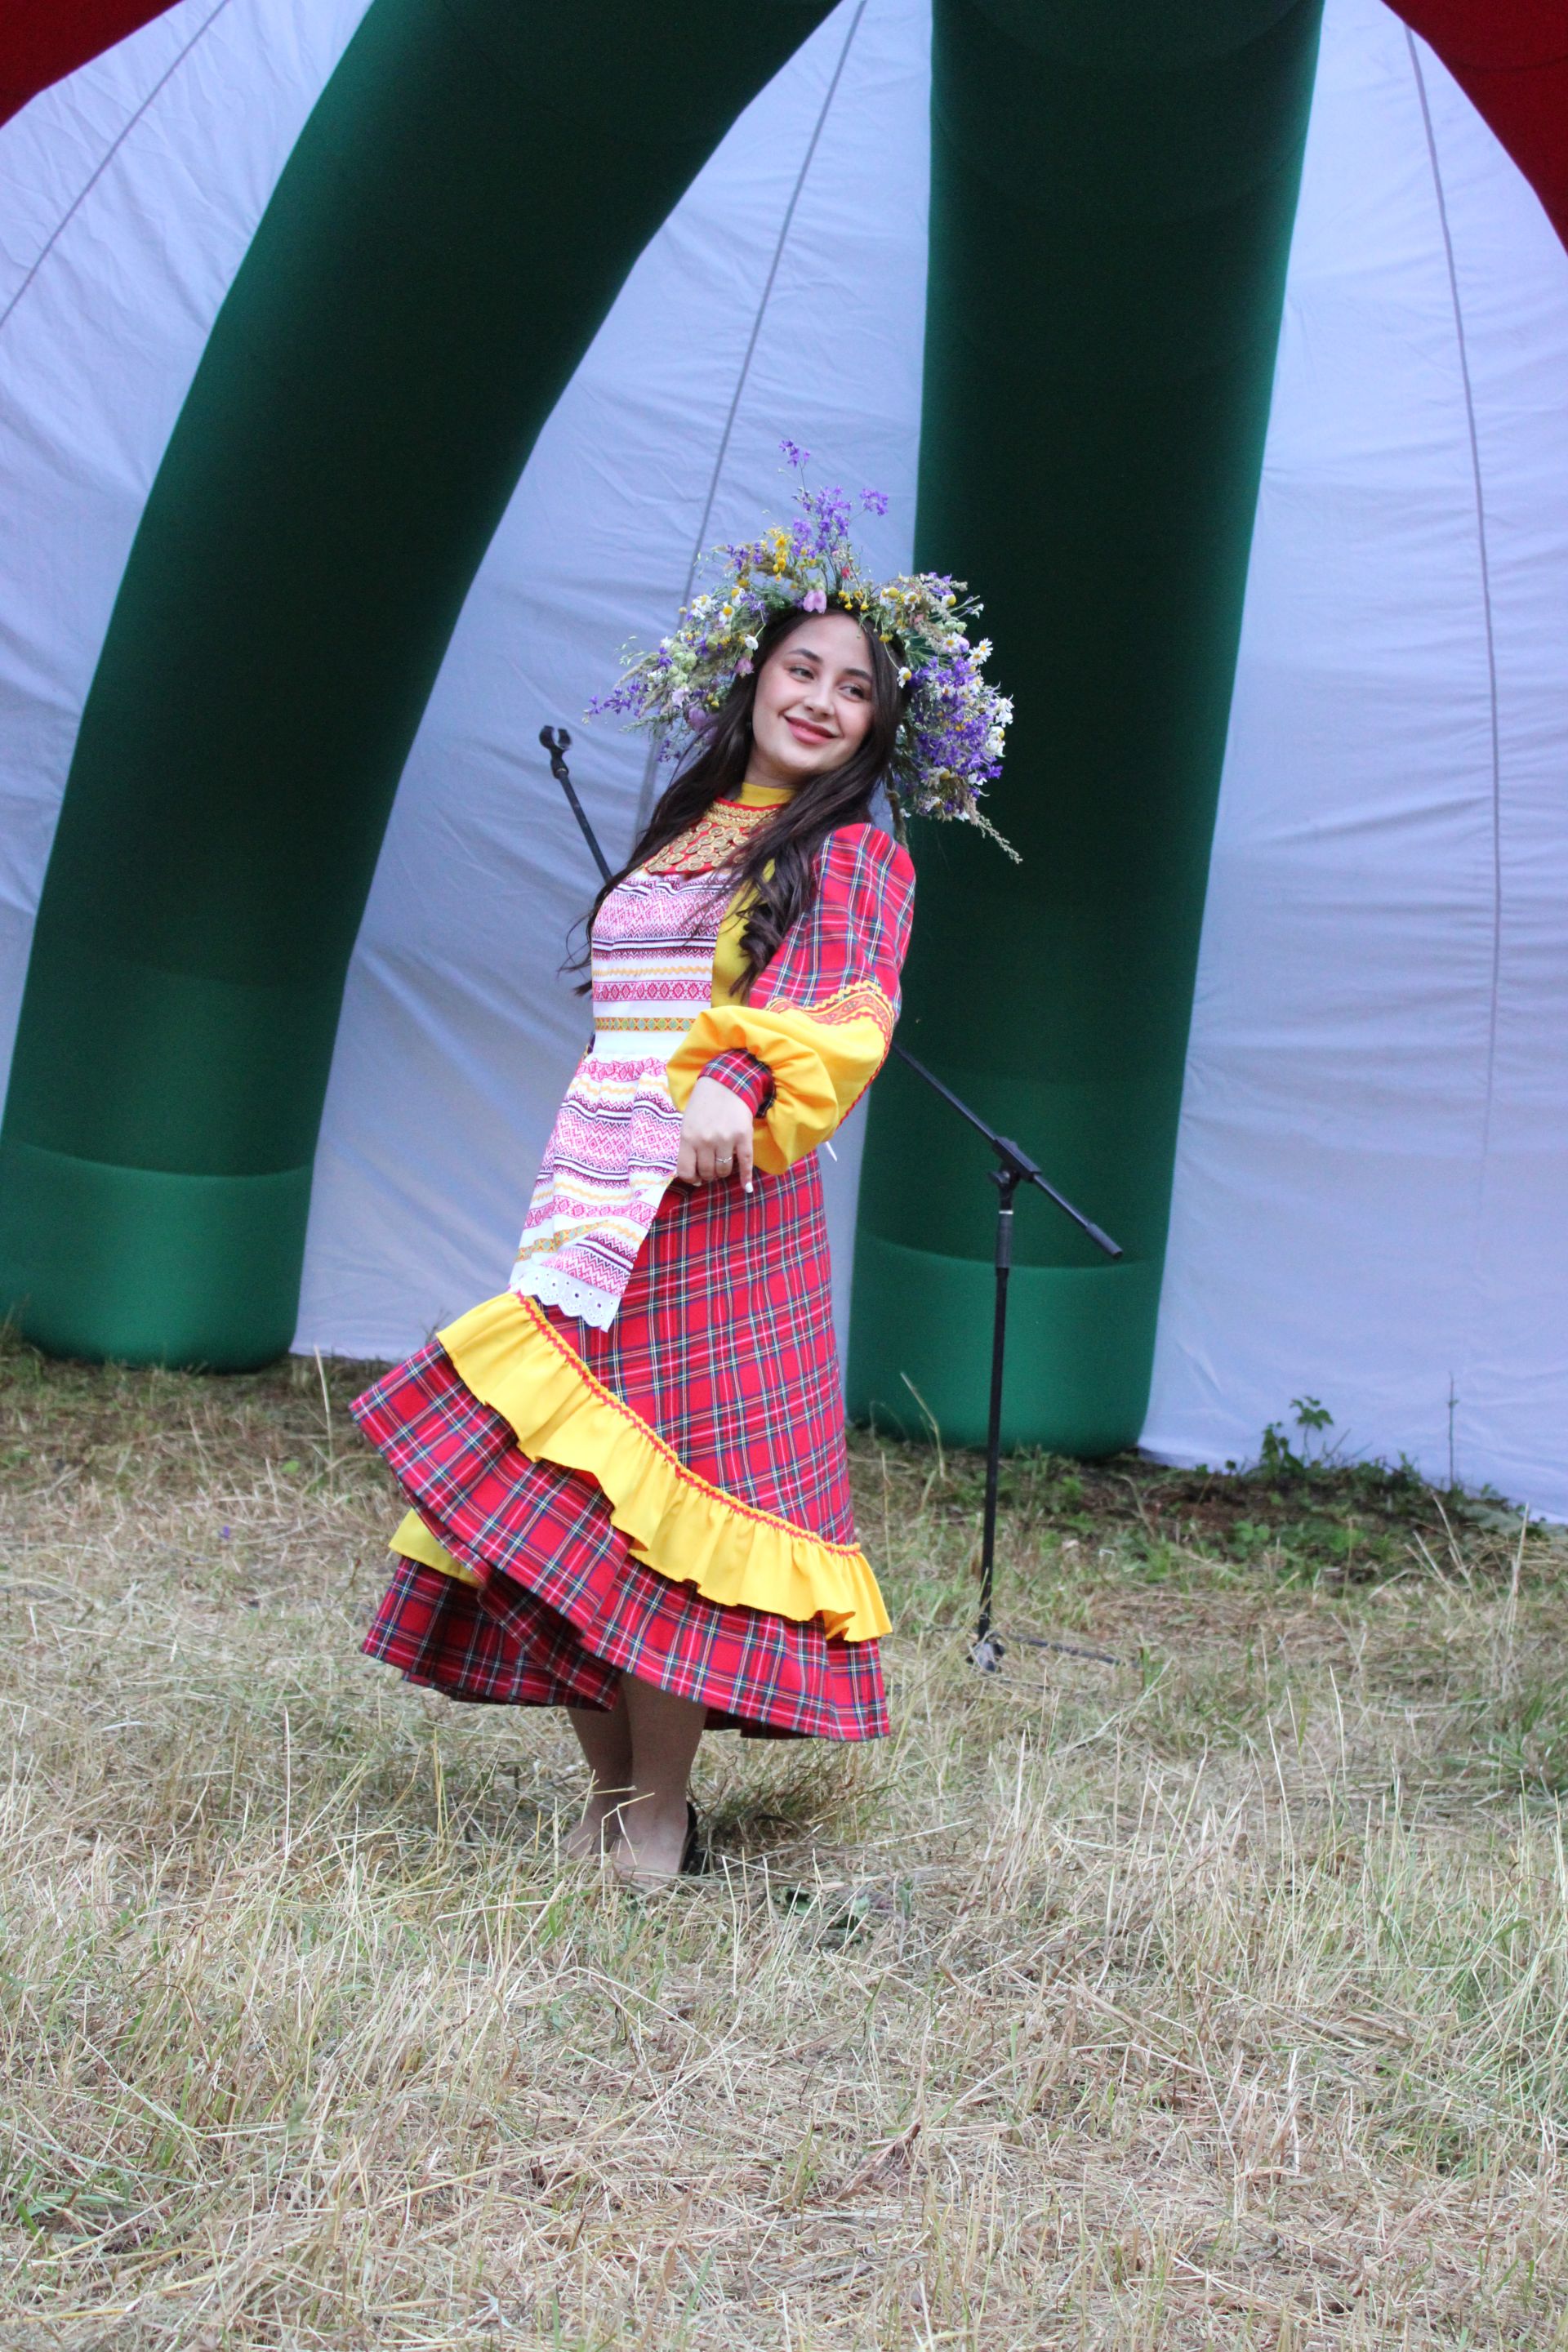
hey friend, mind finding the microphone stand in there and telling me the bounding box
[538,728,1124,1673]
[886,1043,1121,1670]
[541,727,612,884]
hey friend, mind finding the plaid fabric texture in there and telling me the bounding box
[355,1348,887,1740]
[701,1045,774,1116]
[751,825,915,1036]
[568,1155,853,1538]
[354,818,914,1742]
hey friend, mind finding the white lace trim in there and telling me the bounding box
[510,1263,620,1330]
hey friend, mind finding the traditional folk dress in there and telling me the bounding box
[352,782,916,1740]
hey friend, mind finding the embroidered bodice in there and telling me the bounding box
[509,787,913,1330]
[641,791,782,875]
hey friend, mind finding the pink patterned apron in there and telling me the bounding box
[508,867,730,1329]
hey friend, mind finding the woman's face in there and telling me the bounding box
[747,611,877,790]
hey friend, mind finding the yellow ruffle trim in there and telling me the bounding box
[387,1290,889,1643]
[391,1504,479,1586]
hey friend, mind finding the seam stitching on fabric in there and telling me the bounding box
[1407,27,1504,1488]
[1407,29,1503,1164]
[0,0,238,341]
[769,981,896,1040]
[635,0,871,828]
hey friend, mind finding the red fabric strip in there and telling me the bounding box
[1,2,185,127]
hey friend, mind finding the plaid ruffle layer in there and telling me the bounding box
[355,1161,886,1737]
[355,1343,887,1740]
[354,821,915,1740]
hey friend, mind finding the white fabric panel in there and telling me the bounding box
[293,0,930,1361]
[0,0,375,1100]
[1145,0,1568,1514]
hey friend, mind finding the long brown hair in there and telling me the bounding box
[573,604,904,996]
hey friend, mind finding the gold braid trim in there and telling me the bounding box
[769,981,896,1047]
[643,799,777,875]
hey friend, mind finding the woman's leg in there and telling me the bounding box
[564,1686,633,1859]
[614,1672,706,1885]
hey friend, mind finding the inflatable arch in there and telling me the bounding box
[2,1,1565,1510]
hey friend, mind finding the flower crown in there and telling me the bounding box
[590,442,1014,852]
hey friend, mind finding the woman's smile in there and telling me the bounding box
[742,609,877,790]
[785,713,835,746]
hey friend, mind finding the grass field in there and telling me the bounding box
[4,1334,1568,2349]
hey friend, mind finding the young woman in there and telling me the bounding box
[353,464,1009,1887]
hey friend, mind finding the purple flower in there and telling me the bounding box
[589,472,1009,839]
[780,439,811,470]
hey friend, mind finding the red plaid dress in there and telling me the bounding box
[354,816,915,1740]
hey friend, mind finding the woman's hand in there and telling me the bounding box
[675,1073,755,1191]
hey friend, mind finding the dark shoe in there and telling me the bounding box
[680,1800,709,1877]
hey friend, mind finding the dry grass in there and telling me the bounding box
[3,1334,1568,2349]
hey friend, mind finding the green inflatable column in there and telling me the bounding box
[0,0,830,1370]
[849,0,1323,1454]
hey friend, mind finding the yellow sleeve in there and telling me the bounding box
[668,997,891,1174]
[668,824,915,1173]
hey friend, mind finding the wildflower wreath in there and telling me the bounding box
[591,442,1014,851]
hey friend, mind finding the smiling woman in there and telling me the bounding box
[672,612,883,1187]
[342,447,1018,1890]
[751,609,880,775]
[352,597,917,1890]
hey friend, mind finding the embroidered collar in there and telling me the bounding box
[642,795,785,876]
